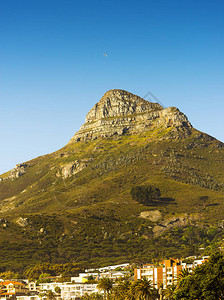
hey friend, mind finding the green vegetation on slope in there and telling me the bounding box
[0,127,223,272]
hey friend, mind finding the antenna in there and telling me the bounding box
[143,90,165,108]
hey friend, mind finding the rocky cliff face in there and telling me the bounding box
[69,89,192,143]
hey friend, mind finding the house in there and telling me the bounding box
[0,281,29,299]
[100,270,130,280]
[181,256,209,272]
[71,273,100,283]
[71,270,130,283]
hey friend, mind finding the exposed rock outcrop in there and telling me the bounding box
[140,210,162,222]
[153,215,195,237]
[0,196,16,213]
[9,163,29,180]
[69,89,192,143]
[57,159,93,178]
[0,163,29,182]
[16,217,29,227]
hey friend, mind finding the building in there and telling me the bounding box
[0,281,29,299]
[39,281,99,300]
[181,256,209,272]
[60,283,98,299]
[100,270,130,280]
[16,296,39,300]
[85,263,130,272]
[39,282,63,293]
[71,270,130,283]
[71,273,100,283]
[134,257,209,288]
[135,259,182,289]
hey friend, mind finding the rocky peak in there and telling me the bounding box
[69,89,192,143]
[85,89,163,122]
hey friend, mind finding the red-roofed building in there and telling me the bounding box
[0,281,29,299]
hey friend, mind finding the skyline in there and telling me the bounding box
[0,0,224,175]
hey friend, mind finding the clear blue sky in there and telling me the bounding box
[0,0,223,174]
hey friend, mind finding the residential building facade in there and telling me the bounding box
[134,256,209,289]
[134,259,182,288]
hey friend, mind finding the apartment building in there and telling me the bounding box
[134,259,182,289]
[60,283,98,299]
[134,256,209,288]
[39,281,99,299]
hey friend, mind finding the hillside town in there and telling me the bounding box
[0,256,209,300]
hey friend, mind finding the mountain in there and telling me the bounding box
[0,89,223,273]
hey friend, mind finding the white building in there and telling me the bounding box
[38,281,99,300]
[39,282,63,293]
[181,256,209,272]
[85,263,129,272]
[61,283,99,299]
[71,273,99,283]
[100,271,130,279]
[17,296,39,300]
[71,270,130,283]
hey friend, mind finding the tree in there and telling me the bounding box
[174,252,224,300]
[54,286,61,295]
[198,196,209,208]
[39,290,56,300]
[0,271,21,279]
[37,273,52,284]
[81,293,103,300]
[97,278,113,299]
[125,283,138,300]
[25,262,81,280]
[134,277,155,300]
[46,290,56,300]
[177,268,191,280]
[130,185,161,205]
[86,275,97,284]
[173,274,197,300]
[158,284,164,300]
[164,284,176,300]
[112,280,131,300]
[196,252,224,299]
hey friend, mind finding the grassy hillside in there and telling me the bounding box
[0,126,223,272]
